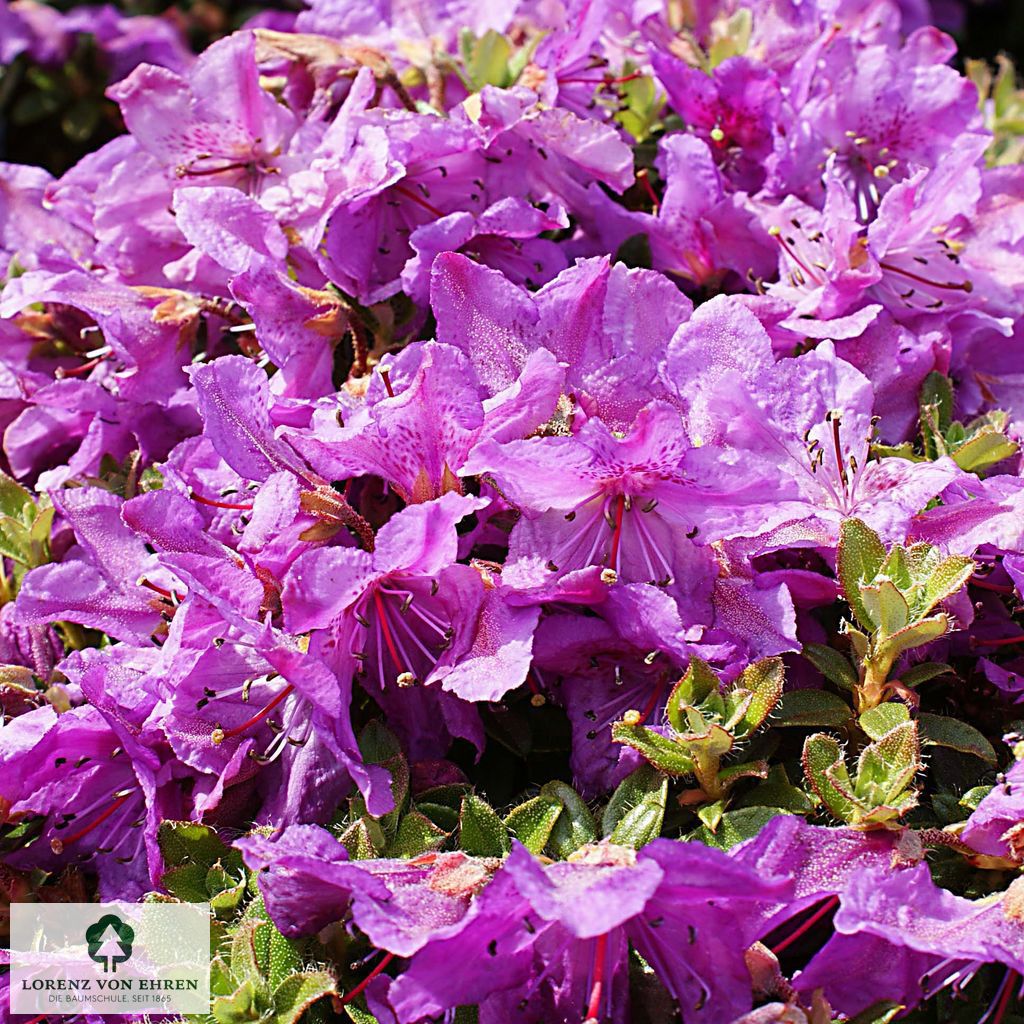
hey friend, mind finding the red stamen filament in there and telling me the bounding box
[972,576,1015,595]
[990,970,1018,1024]
[607,495,627,569]
[56,353,109,379]
[768,227,821,285]
[771,895,839,955]
[176,160,251,179]
[393,183,445,218]
[190,491,254,511]
[140,579,181,601]
[54,792,133,851]
[559,70,645,86]
[878,261,973,293]
[974,635,1024,648]
[217,684,295,740]
[24,1015,49,1024]
[636,169,660,212]
[606,71,644,85]
[830,416,849,492]
[584,933,609,1022]
[635,675,668,726]
[380,368,396,398]
[373,590,410,679]
[341,951,396,1005]
[526,669,546,706]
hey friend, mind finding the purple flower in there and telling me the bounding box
[652,54,781,193]
[0,647,182,900]
[283,494,537,756]
[962,758,1024,864]
[237,823,492,949]
[390,839,792,1023]
[109,31,298,194]
[287,341,563,503]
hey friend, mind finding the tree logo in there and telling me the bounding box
[85,915,134,973]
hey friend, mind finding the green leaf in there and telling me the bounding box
[736,657,784,733]
[717,759,769,787]
[414,784,471,810]
[837,518,887,630]
[344,1004,380,1024]
[162,863,210,903]
[774,689,853,728]
[416,802,460,833]
[358,721,408,835]
[847,1001,904,1024]
[212,978,261,1024]
[879,545,913,592]
[358,719,402,763]
[919,555,974,618]
[337,818,385,860]
[960,785,993,811]
[897,662,952,688]
[688,807,787,850]
[920,371,954,437]
[802,733,857,822]
[266,928,304,989]
[268,971,337,1024]
[613,233,652,270]
[608,774,667,849]
[541,781,597,858]
[737,765,815,814]
[855,721,919,803]
[696,800,724,831]
[707,8,752,66]
[384,810,448,858]
[860,579,909,637]
[0,471,33,520]
[858,702,910,741]
[140,466,164,492]
[504,795,563,855]
[612,721,695,775]
[952,429,1018,473]
[209,873,247,916]
[872,614,949,668]
[602,764,667,847]
[158,820,230,870]
[801,643,858,691]
[667,658,719,729]
[0,516,32,564]
[229,922,263,984]
[465,30,512,89]
[917,713,997,764]
[459,794,510,857]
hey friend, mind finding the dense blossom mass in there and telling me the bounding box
[1,0,1024,1022]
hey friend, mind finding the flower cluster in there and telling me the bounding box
[2,1,1024,1022]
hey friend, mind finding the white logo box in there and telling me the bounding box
[10,902,210,1015]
